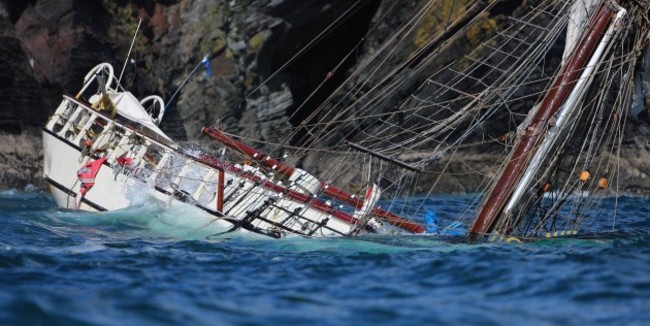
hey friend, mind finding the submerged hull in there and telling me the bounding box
[41,89,398,238]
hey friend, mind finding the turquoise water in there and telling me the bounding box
[1,190,649,325]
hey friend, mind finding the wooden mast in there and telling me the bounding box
[469,3,616,236]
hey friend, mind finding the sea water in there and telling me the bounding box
[1,190,649,325]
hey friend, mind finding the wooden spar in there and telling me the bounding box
[202,127,426,234]
[202,127,296,176]
[346,141,421,173]
[503,7,627,218]
[469,4,615,236]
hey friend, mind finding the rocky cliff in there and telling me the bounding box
[1,0,377,188]
[1,0,649,194]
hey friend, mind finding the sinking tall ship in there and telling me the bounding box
[42,63,423,238]
[43,0,649,240]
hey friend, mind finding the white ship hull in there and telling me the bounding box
[40,63,421,238]
[42,117,235,233]
[42,97,377,238]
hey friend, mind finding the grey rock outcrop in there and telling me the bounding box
[0,0,649,195]
[0,0,372,189]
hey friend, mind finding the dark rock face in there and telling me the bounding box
[0,0,649,194]
[0,1,45,188]
[0,0,377,189]
[0,0,113,188]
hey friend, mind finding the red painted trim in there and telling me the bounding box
[217,169,224,211]
[202,127,295,176]
[202,127,426,233]
[195,153,357,224]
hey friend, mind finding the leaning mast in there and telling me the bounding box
[470,1,624,237]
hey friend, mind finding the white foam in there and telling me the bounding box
[64,241,107,254]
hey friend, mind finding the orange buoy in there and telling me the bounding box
[542,182,552,192]
[598,176,608,189]
[579,170,590,182]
